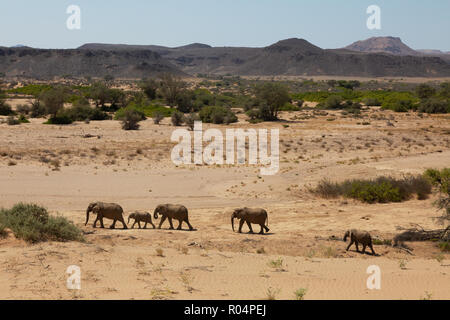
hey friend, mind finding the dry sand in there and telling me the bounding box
[0,107,449,300]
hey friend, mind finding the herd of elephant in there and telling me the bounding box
[85,202,377,255]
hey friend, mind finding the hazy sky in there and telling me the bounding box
[1,0,449,50]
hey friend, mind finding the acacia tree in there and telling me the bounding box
[159,73,185,107]
[140,78,159,100]
[40,88,65,118]
[255,82,290,120]
[89,82,109,108]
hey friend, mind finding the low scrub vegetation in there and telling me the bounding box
[425,168,450,224]
[199,105,237,124]
[0,203,84,243]
[312,175,432,203]
[115,106,146,130]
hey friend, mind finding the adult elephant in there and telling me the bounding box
[153,204,194,231]
[85,202,128,229]
[231,208,270,235]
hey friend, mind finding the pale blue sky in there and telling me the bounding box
[0,0,449,50]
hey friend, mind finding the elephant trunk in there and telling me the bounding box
[343,231,349,242]
[85,208,91,226]
[231,216,235,232]
[127,216,131,224]
[153,209,159,220]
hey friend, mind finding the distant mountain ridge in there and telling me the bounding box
[1,38,449,79]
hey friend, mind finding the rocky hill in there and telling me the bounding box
[345,36,419,56]
[0,47,183,79]
[1,38,449,79]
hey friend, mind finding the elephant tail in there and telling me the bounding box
[266,215,269,227]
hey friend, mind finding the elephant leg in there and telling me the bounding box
[110,219,117,229]
[143,221,148,229]
[158,216,167,229]
[264,225,270,232]
[168,218,174,230]
[355,242,360,252]
[150,220,156,229]
[246,222,254,234]
[346,241,354,251]
[259,224,265,235]
[93,216,99,228]
[120,217,128,229]
[98,216,105,229]
[362,245,367,254]
[131,221,136,229]
[369,244,376,255]
[185,219,194,231]
[238,219,245,233]
[138,221,142,229]
[176,219,183,230]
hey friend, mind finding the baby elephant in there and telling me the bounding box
[232,208,270,235]
[128,212,156,229]
[344,229,376,255]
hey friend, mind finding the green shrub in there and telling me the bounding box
[7,115,29,125]
[415,84,436,99]
[117,102,173,119]
[246,108,263,123]
[115,105,146,121]
[199,106,237,124]
[30,100,47,118]
[63,105,109,121]
[16,104,31,115]
[0,103,14,116]
[119,108,146,130]
[176,89,195,113]
[153,111,165,124]
[383,99,413,112]
[425,168,450,223]
[171,110,185,126]
[7,116,20,125]
[0,203,84,243]
[18,115,30,123]
[0,223,6,238]
[185,112,199,130]
[417,98,449,114]
[279,103,300,111]
[312,176,432,204]
[324,95,343,109]
[45,114,73,125]
[347,180,402,203]
[363,97,382,106]
[337,80,361,90]
[7,84,53,97]
[438,242,450,252]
